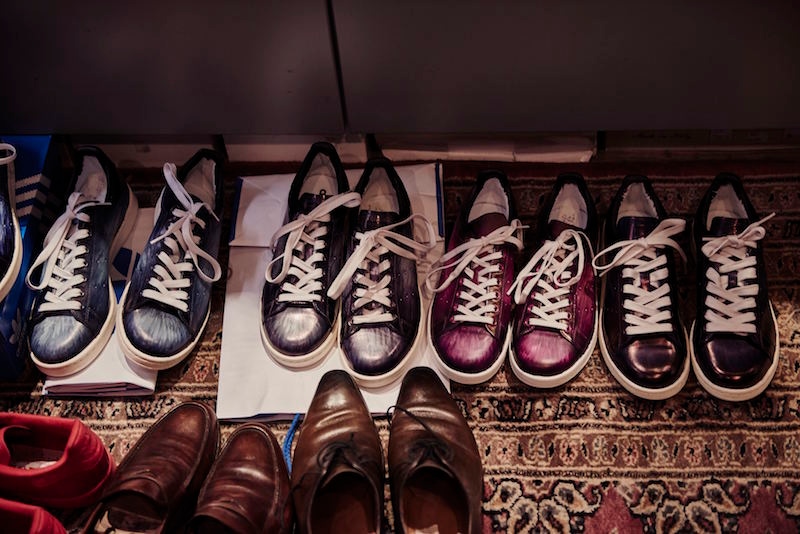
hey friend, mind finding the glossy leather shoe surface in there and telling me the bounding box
[0,412,114,509]
[510,173,598,388]
[81,401,219,534]
[27,146,137,377]
[189,423,293,534]
[261,142,358,368]
[291,370,384,534]
[691,173,779,401]
[0,143,22,304]
[389,367,483,534]
[118,149,224,371]
[0,497,66,534]
[427,171,523,385]
[593,176,689,400]
[328,158,435,387]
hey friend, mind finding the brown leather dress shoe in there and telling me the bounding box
[291,370,384,534]
[388,367,483,534]
[188,423,293,534]
[81,401,219,534]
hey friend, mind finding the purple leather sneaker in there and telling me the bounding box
[509,173,598,388]
[328,158,436,387]
[261,142,360,368]
[691,173,779,401]
[426,171,523,385]
[593,176,690,400]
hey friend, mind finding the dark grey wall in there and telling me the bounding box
[335,1,800,133]
[2,2,799,134]
[0,1,343,134]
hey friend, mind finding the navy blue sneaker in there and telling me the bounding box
[0,143,22,303]
[26,146,138,377]
[117,149,223,370]
[261,142,360,368]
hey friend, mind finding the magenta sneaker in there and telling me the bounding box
[426,170,523,385]
[509,173,598,388]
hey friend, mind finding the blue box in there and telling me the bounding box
[0,136,67,380]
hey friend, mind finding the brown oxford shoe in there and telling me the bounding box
[388,367,483,534]
[188,423,293,534]
[291,370,384,534]
[81,401,219,534]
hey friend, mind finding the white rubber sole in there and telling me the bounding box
[597,270,690,400]
[260,297,339,369]
[0,211,22,304]
[31,283,117,377]
[689,302,780,402]
[427,301,510,385]
[117,284,211,371]
[342,295,425,389]
[509,311,599,389]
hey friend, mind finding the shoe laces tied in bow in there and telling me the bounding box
[593,218,687,336]
[701,213,774,335]
[425,219,524,325]
[142,163,221,313]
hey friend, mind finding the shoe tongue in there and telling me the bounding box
[320,456,363,489]
[296,192,328,216]
[547,220,582,240]
[616,216,659,240]
[708,217,751,237]
[467,212,508,238]
[358,210,399,231]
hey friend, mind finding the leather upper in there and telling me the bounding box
[388,367,483,534]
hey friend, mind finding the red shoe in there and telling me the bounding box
[0,412,114,508]
[0,497,66,534]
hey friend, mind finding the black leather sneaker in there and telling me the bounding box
[26,146,138,377]
[327,158,436,387]
[0,143,22,303]
[593,175,690,400]
[691,173,779,401]
[261,142,359,368]
[118,149,223,371]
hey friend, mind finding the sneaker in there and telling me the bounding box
[0,143,22,303]
[118,149,223,370]
[426,170,523,385]
[509,173,598,388]
[593,175,689,400]
[327,158,436,387]
[691,173,779,401]
[26,146,138,377]
[261,142,360,368]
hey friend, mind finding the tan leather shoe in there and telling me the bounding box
[81,401,219,534]
[291,370,384,534]
[388,367,483,534]
[188,423,293,534]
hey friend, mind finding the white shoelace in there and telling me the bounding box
[26,192,107,312]
[593,218,687,336]
[141,163,222,313]
[266,192,361,303]
[425,219,524,325]
[328,214,436,325]
[508,229,589,332]
[700,213,774,335]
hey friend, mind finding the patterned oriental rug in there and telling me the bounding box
[1,156,799,532]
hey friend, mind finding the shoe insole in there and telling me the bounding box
[361,168,399,214]
[300,153,338,197]
[617,182,658,222]
[75,156,108,202]
[184,157,217,208]
[401,467,468,534]
[89,493,164,534]
[310,472,378,534]
[706,184,747,229]
[468,178,508,222]
[549,183,588,228]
